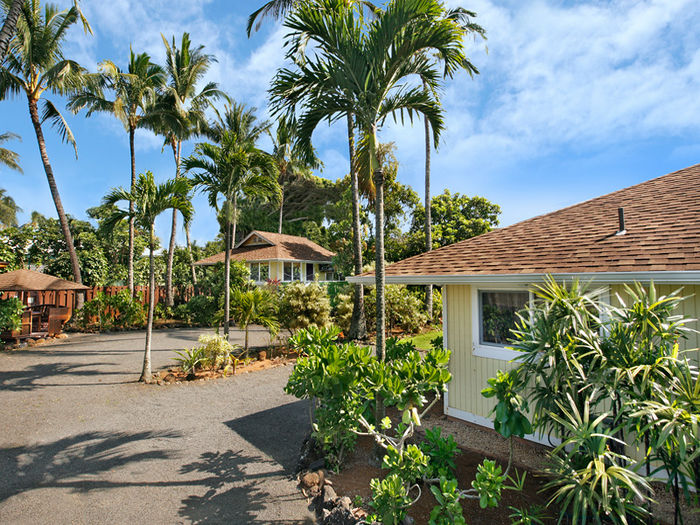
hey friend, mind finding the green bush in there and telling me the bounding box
[369,473,413,525]
[0,297,23,332]
[72,291,146,331]
[333,289,353,334]
[173,295,218,326]
[420,427,459,479]
[278,281,331,333]
[174,334,240,375]
[365,285,428,334]
[429,477,466,525]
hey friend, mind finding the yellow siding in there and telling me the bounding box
[445,282,700,421]
[445,285,518,419]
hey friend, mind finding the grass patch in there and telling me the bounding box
[402,328,442,350]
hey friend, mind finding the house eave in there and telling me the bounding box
[346,271,700,286]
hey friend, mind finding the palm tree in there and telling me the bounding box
[421,8,484,318]
[230,287,279,356]
[0,0,88,61]
[0,0,92,289]
[183,103,280,341]
[157,32,223,308]
[102,172,193,383]
[270,0,467,364]
[0,132,21,172]
[0,188,21,228]
[247,0,377,342]
[271,117,318,233]
[68,49,165,296]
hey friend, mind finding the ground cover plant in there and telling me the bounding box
[484,278,699,525]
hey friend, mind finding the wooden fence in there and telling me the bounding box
[2,285,196,317]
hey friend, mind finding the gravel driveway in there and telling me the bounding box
[0,328,315,524]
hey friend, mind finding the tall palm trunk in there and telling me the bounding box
[373,160,386,425]
[0,0,23,61]
[185,223,197,287]
[141,229,156,383]
[27,97,83,302]
[278,186,284,234]
[347,113,366,340]
[424,114,433,322]
[128,126,136,296]
[222,199,232,341]
[166,139,181,307]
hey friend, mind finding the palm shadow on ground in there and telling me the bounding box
[0,430,182,503]
[176,400,314,524]
[0,362,124,390]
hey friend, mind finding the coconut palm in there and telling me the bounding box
[271,117,318,233]
[68,50,165,295]
[102,172,193,383]
[0,0,92,288]
[0,188,21,228]
[270,0,467,363]
[0,0,23,61]
[247,0,377,342]
[0,132,21,173]
[156,32,223,308]
[183,103,280,341]
[230,287,279,356]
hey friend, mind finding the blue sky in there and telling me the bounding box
[2,0,699,248]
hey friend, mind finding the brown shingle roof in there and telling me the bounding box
[364,163,700,278]
[195,230,335,266]
[0,269,89,291]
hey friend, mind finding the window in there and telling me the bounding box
[249,262,270,282]
[283,262,302,281]
[306,263,315,281]
[472,288,530,361]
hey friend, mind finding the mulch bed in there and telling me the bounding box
[156,348,299,385]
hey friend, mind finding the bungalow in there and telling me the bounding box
[348,163,700,443]
[195,230,340,284]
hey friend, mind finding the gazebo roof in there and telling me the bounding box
[0,269,89,291]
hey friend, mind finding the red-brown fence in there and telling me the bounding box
[1,285,196,316]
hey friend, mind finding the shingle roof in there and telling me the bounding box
[0,269,89,291]
[366,163,700,278]
[195,230,335,266]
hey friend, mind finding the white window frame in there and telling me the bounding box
[249,262,271,283]
[471,284,532,361]
[283,261,302,282]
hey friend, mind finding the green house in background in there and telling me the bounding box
[349,163,700,444]
[195,230,340,284]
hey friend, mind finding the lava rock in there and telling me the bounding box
[322,506,356,525]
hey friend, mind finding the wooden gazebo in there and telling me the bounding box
[0,269,88,339]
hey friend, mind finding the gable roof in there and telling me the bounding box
[350,164,700,283]
[0,269,89,291]
[195,230,335,266]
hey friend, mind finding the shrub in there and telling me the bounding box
[365,285,428,334]
[333,289,353,333]
[196,334,237,369]
[71,291,146,331]
[230,288,279,354]
[0,297,23,332]
[429,477,466,525]
[369,473,413,525]
[420,427,459,479]
[173,347,206,376]
[278,281,331,333]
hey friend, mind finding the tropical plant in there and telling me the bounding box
[0,0,92,289]
[420,426,459,479]
[102,172,193,383]
[0,131,21,174]
[184,103,279,340]
[0,296,23,332]
[0,188,21,228]
[230,287,279,355]
[69,49,165,295]
[154,32,223,308]
[0,0,23,60]
[369,473,413,525]
[173,346,206,376]
[278,281,331,334]
[270,0,470,371]
[194,334,237,370]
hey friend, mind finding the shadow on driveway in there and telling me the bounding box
[0,430,182,503]
[0,362,124,391]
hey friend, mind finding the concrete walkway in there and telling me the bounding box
[0,328,315,524]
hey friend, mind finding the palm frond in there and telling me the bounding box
[41,98,77,157]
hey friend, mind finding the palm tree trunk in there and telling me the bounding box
[185,223,197,287]
[278,186,284,234]
[128,126,136,296]
[166,140,181,307]
[223,206,231,341]
[27,97,83,304]
[424,114,433,323]
[141,232,155,383]
[374,159,386,425]
[0,0,23,61]
[347,113,366,341]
